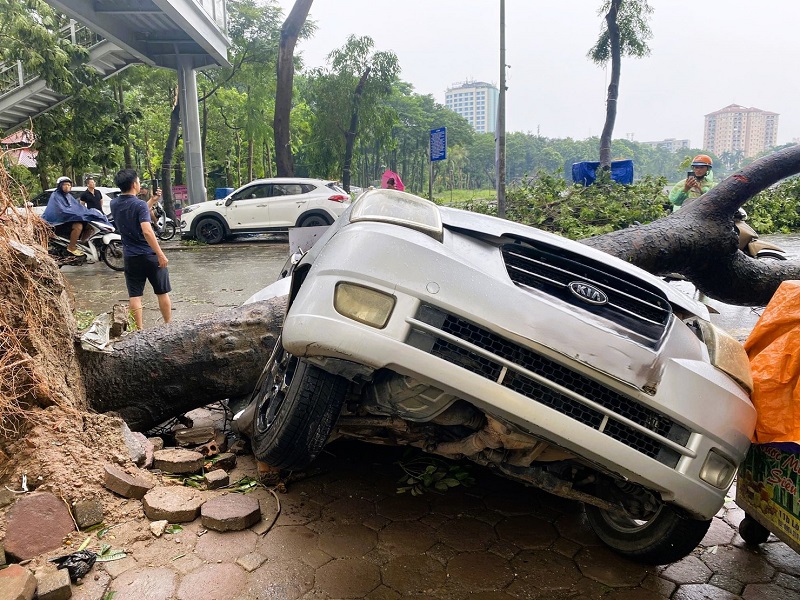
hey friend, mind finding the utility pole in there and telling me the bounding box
[496,0,506,219]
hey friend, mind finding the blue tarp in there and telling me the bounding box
[215,187,234,199]
[571,160,634,186]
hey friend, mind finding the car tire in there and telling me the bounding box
[299,214,331,228]
[585,503,711,564]
[251,336,348,470]
[195,217,225,244]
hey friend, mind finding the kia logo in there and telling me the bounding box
[568,281,608,305]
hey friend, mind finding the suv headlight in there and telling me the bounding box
[696,320,753,394]
[350,190,442,241]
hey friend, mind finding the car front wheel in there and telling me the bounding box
[585,502,711,564]
[195,217,225,244]
[251,336,348,470]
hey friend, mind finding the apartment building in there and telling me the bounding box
[703,104,779,158]
[444,81,499,134]
[641,138,691,152]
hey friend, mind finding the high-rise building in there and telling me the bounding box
[703,104,779,159]
[445,81,499,134]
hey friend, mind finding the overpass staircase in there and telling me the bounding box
[0,21,140,133]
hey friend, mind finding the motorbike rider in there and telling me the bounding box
[41,176,109,256]
[669,154,717,210]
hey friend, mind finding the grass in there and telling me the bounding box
[433,188,496,208]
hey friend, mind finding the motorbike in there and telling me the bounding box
[49,219,124,271]
[736,208,786,259]
[152,202,177,241]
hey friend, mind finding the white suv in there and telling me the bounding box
[180,178,351,244]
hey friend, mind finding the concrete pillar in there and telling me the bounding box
[177,55,206,205]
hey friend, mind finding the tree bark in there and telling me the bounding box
[599,0,621,169]
[342,67,371,192]
[274,0,314,177]
[583,143,800,305]
[80,297,285,432]
[160,98,181,217]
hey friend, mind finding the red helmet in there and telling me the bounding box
[691,154,713,168]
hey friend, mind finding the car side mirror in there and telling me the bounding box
[225,197,234,207]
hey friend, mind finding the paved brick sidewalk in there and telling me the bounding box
[60,440,800,600]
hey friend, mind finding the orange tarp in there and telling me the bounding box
[744,280,800,443]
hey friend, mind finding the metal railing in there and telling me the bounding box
[0,20,104,99]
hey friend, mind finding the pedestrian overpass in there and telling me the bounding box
[0,0,231,204]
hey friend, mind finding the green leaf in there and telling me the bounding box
[77,537,91,551]
[96,527,111,539]
[441,478,460,488]
[165,524,183,534]
[99,543,112,556]
[95,551,127,562]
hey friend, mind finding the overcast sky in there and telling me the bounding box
[275,0,800,148]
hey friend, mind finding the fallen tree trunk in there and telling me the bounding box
[584,144,800,305]
[78,297,284,431]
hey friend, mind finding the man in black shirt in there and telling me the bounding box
[79,177,103,213]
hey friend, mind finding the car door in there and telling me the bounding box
[267,182,309,227]
[225,183,271,229]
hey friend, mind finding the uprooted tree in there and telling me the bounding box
[3,144,800,451]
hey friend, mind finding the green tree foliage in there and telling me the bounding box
[299,35,398,185]
[460,172,669,240]
[743,177,800,234]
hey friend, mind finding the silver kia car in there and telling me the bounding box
[238,189,756,565]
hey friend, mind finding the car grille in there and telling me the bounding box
[407,306,691,469]
[501,238,672,347]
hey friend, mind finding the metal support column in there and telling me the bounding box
[177,54,206,205]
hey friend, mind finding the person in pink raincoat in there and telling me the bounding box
[380,169,405,191]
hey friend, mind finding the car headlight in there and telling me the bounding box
[334,283,395,328]
[700,449,737,489]
[182,205,197,215]
[350,190,443,241]
[696,320,753,393]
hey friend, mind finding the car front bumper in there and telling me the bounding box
[282,222,756,519]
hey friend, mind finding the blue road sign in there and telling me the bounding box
[430,127,447,162]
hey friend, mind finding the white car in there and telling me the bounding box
[28,186,120,216]
[237,189,756,565]
[180,178,351,244]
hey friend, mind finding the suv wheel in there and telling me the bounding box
[299,214,331,228]
[195,217,225,244]
[585,503,711,564]
[250,336,347,469]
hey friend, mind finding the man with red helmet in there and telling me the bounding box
[669,154,717,209]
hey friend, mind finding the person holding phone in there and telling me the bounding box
[669,154,717,210]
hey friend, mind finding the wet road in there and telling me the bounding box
[62,235,289,324]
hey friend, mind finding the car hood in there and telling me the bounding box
[437,206,710,320]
